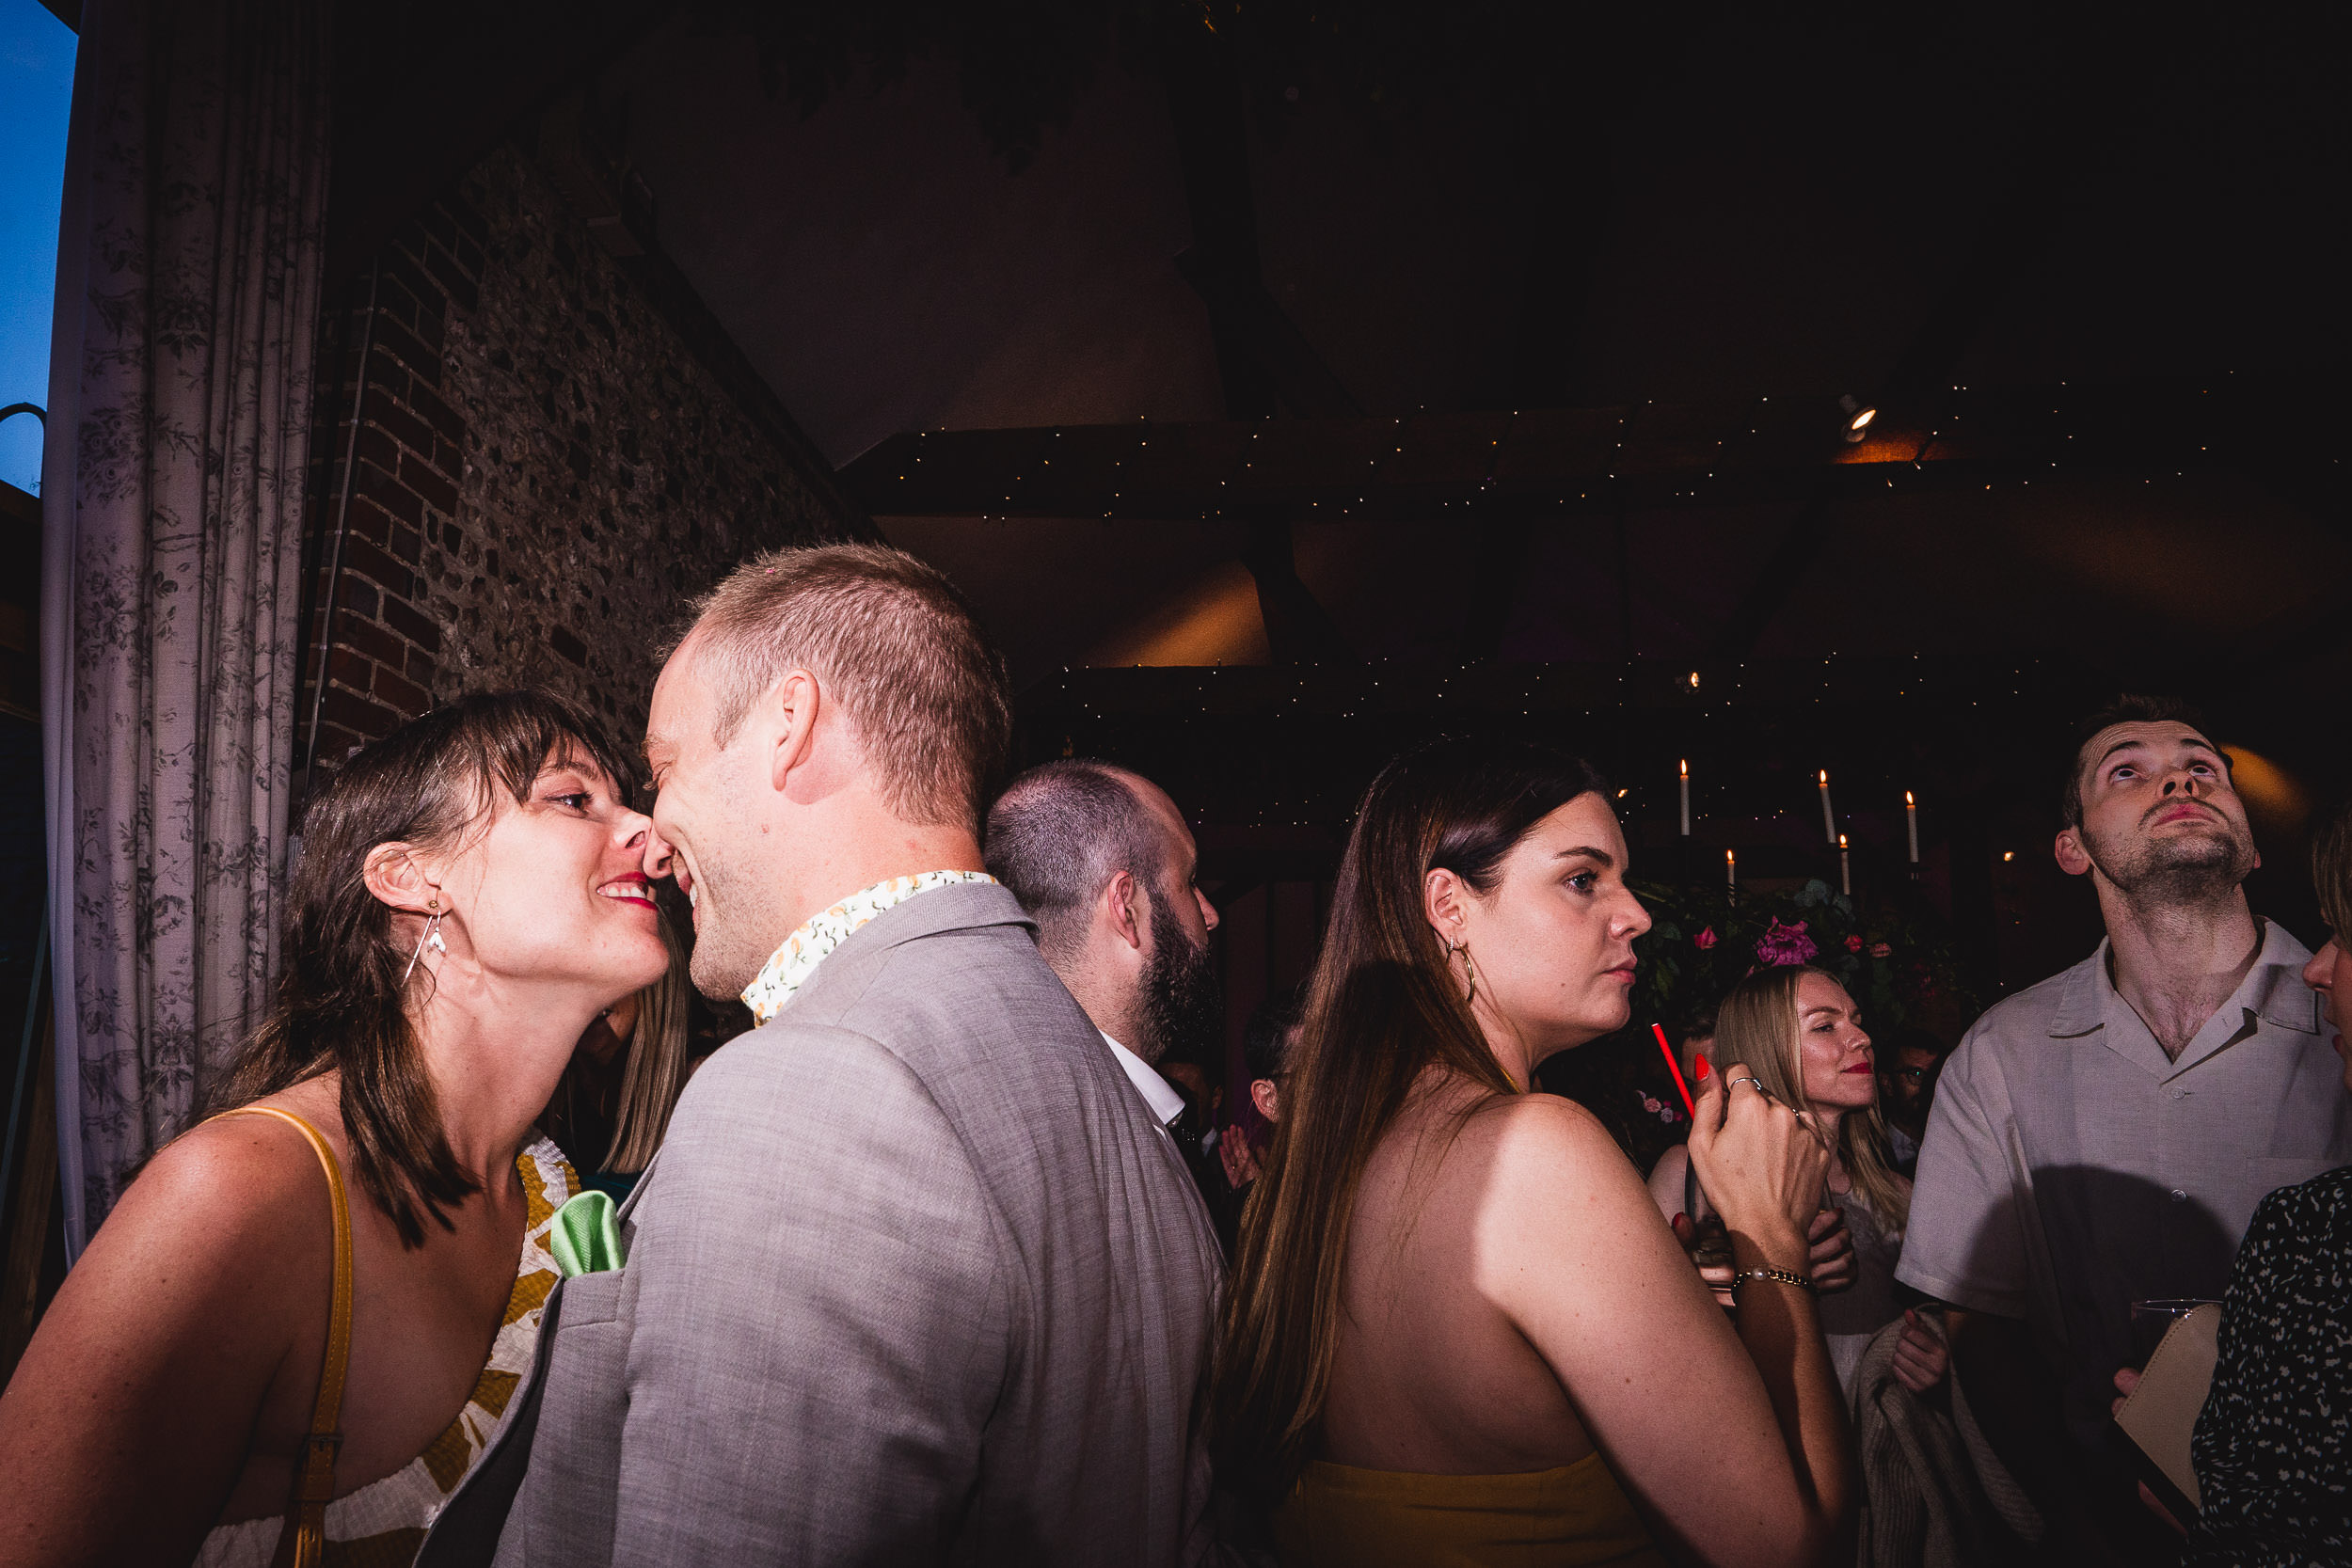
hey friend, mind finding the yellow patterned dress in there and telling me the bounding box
[196,1138,576,1568]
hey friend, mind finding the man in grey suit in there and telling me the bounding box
[422,544,1223,1566]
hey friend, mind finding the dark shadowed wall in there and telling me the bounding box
[296,137,857,779]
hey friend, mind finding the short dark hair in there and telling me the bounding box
[684,544,1012,832]
[1243,983,1305,1083]
[2311,793,2352,937]
[2060,693,2225,829]
[210,691,636,1247]
[985,760,1166,964]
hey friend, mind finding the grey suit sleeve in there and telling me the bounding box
[608,1025,1011,1565]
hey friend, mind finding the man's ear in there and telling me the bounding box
[767,669,823,793]
[1103,868,1145,952]
[1424,866,1469,946]
[362,843,440,913]
[2054,827,2091,878]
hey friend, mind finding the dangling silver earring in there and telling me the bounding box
[405,898,446,984]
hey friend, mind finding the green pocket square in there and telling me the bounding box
[549,1189,625,1278]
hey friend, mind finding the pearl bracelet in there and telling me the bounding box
[1731,1267,1817,1298]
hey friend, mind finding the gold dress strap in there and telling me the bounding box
[210,1107,354,1568]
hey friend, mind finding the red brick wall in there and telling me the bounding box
[295,139,858,792]
[297,189,483,771]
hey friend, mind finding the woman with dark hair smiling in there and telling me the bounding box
[0,692,670,1567]
[1215,736,1852,1568]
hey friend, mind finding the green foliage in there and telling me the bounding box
[1625,877,1975,1035]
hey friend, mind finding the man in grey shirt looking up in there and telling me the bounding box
[1898,695,2350,1563]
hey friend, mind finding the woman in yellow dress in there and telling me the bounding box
[1215,737,1853,1568]
[0,692,673,1566]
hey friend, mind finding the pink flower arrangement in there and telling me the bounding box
[1693,927,1718,950]
[1845,934,1864,953]
[1756,918,1819,967]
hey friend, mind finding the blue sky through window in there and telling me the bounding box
[0,1,75,496]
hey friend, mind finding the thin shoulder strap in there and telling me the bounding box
[211,1105,353,1568]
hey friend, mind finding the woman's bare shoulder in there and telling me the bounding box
[1470,1093,1656,1211]
[105,1100,340,1266]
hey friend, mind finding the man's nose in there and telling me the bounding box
[1196,887,1219,933]
[642,820,676,879]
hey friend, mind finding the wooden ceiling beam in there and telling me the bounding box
[844,372,2339,525]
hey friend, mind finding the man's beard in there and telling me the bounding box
[1136,894,1222,1067]
[2081,814,2256,911]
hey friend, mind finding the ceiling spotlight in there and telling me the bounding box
[1838,394,1877,443]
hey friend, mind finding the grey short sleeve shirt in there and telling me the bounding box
[1896,920,2352,1449]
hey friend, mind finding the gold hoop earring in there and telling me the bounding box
[1446,937,1478,1006]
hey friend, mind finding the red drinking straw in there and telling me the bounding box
[1652,1023,1697,1119]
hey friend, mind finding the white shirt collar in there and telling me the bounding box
[740,871,998,1024]
[1101,1032,1188,1127]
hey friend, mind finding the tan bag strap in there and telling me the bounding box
[212,1106,354,1568]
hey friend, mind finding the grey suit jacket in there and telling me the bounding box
[419,883,1224,1566]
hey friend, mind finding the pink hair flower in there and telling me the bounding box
[1756,918,1818,967]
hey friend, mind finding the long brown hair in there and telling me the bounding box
[1212,736,1610,1497]
[1711,965,1910,1229]
[208,691,638,1246]
[604,906,693,1174]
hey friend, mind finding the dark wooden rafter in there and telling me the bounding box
[846,372,2337,526]
[1710,11,2101,658]
[1160,24,1361,422]
[1161,19,1359,662]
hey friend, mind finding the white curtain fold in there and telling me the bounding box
[42,0,329,1255]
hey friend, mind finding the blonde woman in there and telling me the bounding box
[542,908,695,1198]
[1649,965,1948,1398]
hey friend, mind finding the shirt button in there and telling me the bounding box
[2169,1189,2188,1203]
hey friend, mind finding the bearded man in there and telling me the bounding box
[1898,696,2352,1564]
[984,762,1227,1215]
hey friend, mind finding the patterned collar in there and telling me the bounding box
[740,871,999,1024]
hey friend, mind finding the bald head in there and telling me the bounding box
[985,761,1182,963]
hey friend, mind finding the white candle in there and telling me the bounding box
[1725,847,1737,898]
[1679,759,1691,835]
[1905,790,1920,863]
[1839,833,1851,895]
[1819,769,1836,844]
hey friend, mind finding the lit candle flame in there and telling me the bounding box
[1905,790,1915,806]
[1680,759,1689,778]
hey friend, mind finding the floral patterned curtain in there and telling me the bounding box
[41,0,328,1254]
